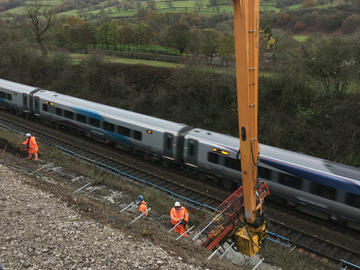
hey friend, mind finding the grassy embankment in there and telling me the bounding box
[0,127,209,226]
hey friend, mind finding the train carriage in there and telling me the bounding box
[33,89,190,160]
[183,128,360,226]
[260,145,360,226]
[183,128,242,181]
[0,78,40,113]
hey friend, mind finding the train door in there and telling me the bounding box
[29,94,33,113]
[22,94,28,111]
[186,139,198,166]
[33,96,40,115]
[163,133,174,159]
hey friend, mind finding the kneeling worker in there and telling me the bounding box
[23,133,38,161]
[170,201,189,236]
[137,195,148,216]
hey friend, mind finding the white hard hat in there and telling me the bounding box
[26,133,31,137]
[174,202,181,207]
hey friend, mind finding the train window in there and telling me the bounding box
[103,121,115,132]
[188,142,195,157]
[208,152,219,164]
[64,110,74,119]
[166,135,172,150]
[35,99,39,110]
[89,117,100,127]
[0,91,5,98]
[345,192,360,209]
[278,173,302,189]
[310,182,336,200]
[133,130,142,141]
[42,104,48,112]
[224,157,241,171]
[23,95,28,106]
[6,93,11,100]
[56,108,62,116]
[76,114,87,123]
[117,126,130,137]
[258,166,271,180]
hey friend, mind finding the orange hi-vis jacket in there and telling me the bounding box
[23,136,38,154]
[170,206,189,225]
[138,201,148,216]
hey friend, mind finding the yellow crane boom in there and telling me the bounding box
[233,0,260,225]
[196,0,268,256]
[233,0,268,256]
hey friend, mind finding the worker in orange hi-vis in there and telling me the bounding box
[170,201,189,236]
[23,133,38,161]
[137,195,148,216]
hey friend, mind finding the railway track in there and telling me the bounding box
[268,221,360,269]
[0,112,220,210]
[0,111,359,268]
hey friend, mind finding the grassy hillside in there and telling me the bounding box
[0,0,329,20]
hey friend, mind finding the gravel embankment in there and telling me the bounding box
[0,164,205,270]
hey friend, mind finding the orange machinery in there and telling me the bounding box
[197,0,269,256]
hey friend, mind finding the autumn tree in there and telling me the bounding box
[341,14,360,34]
[217,33,234,66]
[26,0,55,56]
[163,24,190,54]
[199,28,220,63]
[302,36,353,93]
[302,0,316,8]
[316,13,343,32]
[276,11,289,26]
[132,23,153,49]
[293,21,307,32]
[186,28,202,54]
[118,24,133,50]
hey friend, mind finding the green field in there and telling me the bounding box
[25,0,63,5]
[5,4,56,15]
[5,6,28,15]
[2,0,286,18]
[70,53,185,68]
[58,7,136,17]
[260,5,280,12]
[287,3,302,9]
[293,35,308,42]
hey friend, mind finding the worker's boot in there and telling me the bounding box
[34,153,38,161]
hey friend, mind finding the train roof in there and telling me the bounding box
[185,128,240,149]
[0,79,39,94]
[260,144,360,182]
[36,90,188,132]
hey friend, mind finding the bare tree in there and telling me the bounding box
[27,0,55,56]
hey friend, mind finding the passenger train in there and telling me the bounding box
[0,78,359,229]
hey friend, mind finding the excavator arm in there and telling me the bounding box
[197,0,269,257]
[233,0,268,257]
[233,0,260,225]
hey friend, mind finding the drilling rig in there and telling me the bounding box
[195,0,269,256]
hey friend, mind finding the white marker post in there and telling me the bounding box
[120,202,136,213]
[129,208,151,224]
[175,225,195,240]
[169,219,183,233]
